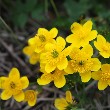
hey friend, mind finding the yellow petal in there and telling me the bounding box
[66,34,77,44]
[23,46,33,56]
[45,43,55,51]
[45,63,56,73]
[99,51,110,58]
[37,73,52,85]
[71,22,82,33]
[54,98,68,110]
[14,91,24,102]
[49,28,58,38]
[80,71,91,82]
[91,71,101,80]
[0,77,7,89]
[28,100,36,106]
[1,90,12,100]
[66,91,73,103]
[64,62,74,74]
[28,37,37,45]
[91,58,101,71]
[57,58,68,70]
[9,68,20,79]
[98,80,108,90]
[88,30,97,41]
[82,44,93,57]
[101,64,110,72]
[38,28,48,35]
[29,52,39,64]
[20,76,29,89]
[54,75,66,88]
[83,20,92,32]
[94,35,106,51]
[56,37,66,51]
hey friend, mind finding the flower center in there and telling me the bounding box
[101,72,110,81]
[78,61,84,65]
[51,50,59,58]
[39,35,46,42]
[10,82,16,89]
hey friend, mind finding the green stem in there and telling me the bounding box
[50,0,59,17]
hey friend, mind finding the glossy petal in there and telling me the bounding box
[71,22,82,33]
[28,37,37,45]
[38,28,48,35]
[28,100,36,106]
[29,53,39,64]
[88,30,97,41]
[49,28,58,38]
[45,43,55,51]
[98,80,108,90]
[66,91,73,103]
[83,20,92,32]
[45,63,56,73]
[64,62,74,74]
[56,37,66,51]
[66,34,75,43]
[9,68,20,79]
[57,58,68,70]
[54,75,66,88]
[1,90,12,100]
[82,44,93,57]
[80,71,91,82]
[20,76,29,89]
[23,46,34,56]
[100,51,110,58]
[91,71,101,80]
[37,73,52,85]
[101,64,110,72]
[14,91,24,102]
[54,98,68,110]
[0,77,7,89]
[91,58,101,71]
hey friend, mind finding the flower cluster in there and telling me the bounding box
[23,20,110,91]
[1,19,110,108]
[0,68,38,106]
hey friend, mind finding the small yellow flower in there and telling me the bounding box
[66,20,97,47]
[65,45,101,82]
[94,35,110,58]
[0,68,29,102]
[40,36,71,73]
[24,90,38,106]
[55,91,76,110]
[37,68,67,88]
[92,64,110,90]
[28,27,58,53]
[23,45,40,64]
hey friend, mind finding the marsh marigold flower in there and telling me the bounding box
[37,68,68,88]
[0,68,29,102]
[23,45,40,64]
[40,37,71,73]
[65,45,101,82]
[55,91,77,110]
[94,34,110,58]
[24,90,38,106]
[28,27,58,53]
[92,64,110,90]
[66,20,97,47]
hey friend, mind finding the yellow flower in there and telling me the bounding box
[28,27,58,53]
[23,45,40,64]
[66,20,97,47]
[37,68,67,88]
[24,90,38,106]
[40,37,71,73]
[92,64,110,90]
[65,45,101,82]
[94,35,110,58]
[0,68,29,102]
[54,91,76,110]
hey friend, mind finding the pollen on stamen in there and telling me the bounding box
[39,35,46,42]
[51,50,59,58]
